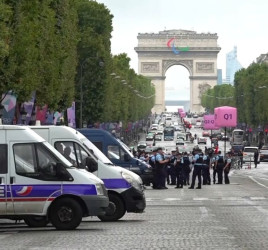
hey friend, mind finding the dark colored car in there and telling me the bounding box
[221,135,229,141]
[155,135,162,141]
[260,145,268,161]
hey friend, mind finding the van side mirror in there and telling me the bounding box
[85,157,98,172]
[124,153,130,162]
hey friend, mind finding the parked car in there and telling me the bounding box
[137,141,147,151]
[198,137,207,144]
[260,145,268,162]
[202,131,210,137]
[146,133,154,141]
[176,139,184,145]
[221,135,229,141]
[155,135,162,141]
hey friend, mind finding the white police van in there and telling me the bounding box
[30,125,146,221]
[0,125,108,230]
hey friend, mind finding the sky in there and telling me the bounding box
[96,0,268,100]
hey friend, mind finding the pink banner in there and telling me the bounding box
[203,114,220,130]
[36,105,48,124]
[215,106,237,127]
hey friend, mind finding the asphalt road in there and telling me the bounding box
[0,118,267,249]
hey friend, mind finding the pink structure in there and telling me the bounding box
[214,106,237,127]
[203,115,220,130]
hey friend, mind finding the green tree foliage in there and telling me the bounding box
[234,63,268,127]
[75,0,113,125]
[201,84,235,113]
[0,0,12,93]
[1,0,79,109]
[102,53,155,128]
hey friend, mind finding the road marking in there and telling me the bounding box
[250,197,266,200]
[249,176,268,189]
[193,198,209,201]
[146,197,267,202]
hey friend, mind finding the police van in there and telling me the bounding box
[0,125,108,230]
[30,126,146,221]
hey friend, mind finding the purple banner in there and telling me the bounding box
[18,91,36,125]
[1,91,17,124]
[67,102,76,128]
[36,105,48,124]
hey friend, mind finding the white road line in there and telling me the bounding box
[164,198,181,201]
[249,176,268,189]
[249,197,266,200]
[193,198,209,201]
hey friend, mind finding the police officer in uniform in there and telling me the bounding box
[149,148,158,189]
[182,152,191,185]
[175,153,184,188]
[155,147,169,189]
[189,152,203,189]
[168,150,177,185]
[202,153,211,185]
[223,153,232,184]
[215,151,224,184]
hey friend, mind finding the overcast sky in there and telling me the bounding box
[97,0,268,100]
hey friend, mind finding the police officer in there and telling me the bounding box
[149,148,158,189]
[175,153,184,188]
[215,151,224,184]
[182,152,191,185]
[155,147,169,189]
[202,153,211,185]
[223,153,232,184]
[167,150,177,185]
[189,152,203,189]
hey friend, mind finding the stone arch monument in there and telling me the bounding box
[135,29,221,113]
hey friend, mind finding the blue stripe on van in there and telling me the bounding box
[102,179,131,189]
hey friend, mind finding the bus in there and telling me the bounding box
[230,129,244,145]
[164,126,175,141]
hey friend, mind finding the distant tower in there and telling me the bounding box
[226,46,242,85]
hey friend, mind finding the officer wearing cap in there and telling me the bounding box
[149,148,158,189]
[202,154,211,185]
[155,147,169,189]
[167,149,177,185]
[189,152,203,189]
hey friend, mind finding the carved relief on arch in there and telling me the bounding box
[162,60,193,75]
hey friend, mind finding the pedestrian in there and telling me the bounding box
[215,151,224,184]
[182,152,191,185]
[189,152,203,189]
[238,149,243,169]
[223,153,232,184]
[254,151,259,168]
[155,147,169,189]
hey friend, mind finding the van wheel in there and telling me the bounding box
[98,193,126,221]
[49,198,82,230]
[24,216,48,227]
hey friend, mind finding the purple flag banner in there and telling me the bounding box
[18,91,36,125]
[1,91,16,124]
[67,102,76,128]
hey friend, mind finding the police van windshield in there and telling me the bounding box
[244,148,258,153]
[43,141,73,167]
[81,138,113,165]
[117,139,134,157]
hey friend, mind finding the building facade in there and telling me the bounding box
[225,46,242,85]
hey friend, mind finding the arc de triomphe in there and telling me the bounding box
[135,29,221,113]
